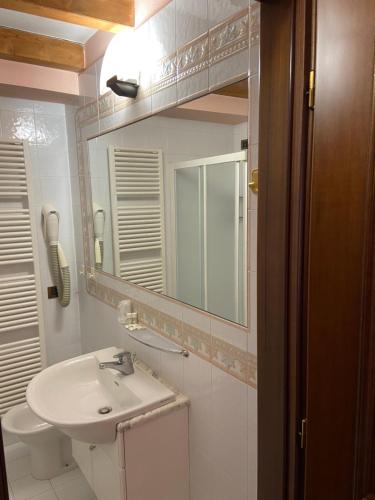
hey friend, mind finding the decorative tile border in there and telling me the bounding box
[209,9,249,66]
[152,52,178,93]
[87,280,257,388]
[177,33,209,82]
[76,5,260,389]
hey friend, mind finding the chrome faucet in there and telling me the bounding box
[99,351,135,376]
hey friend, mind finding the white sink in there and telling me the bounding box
[26,347,175,444]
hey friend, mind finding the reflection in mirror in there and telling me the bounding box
[88,79,249,326]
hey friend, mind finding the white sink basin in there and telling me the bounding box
[26,347,175,444]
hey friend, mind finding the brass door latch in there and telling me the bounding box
[248,169,259,194]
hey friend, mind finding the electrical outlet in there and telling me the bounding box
[47,286,58,299]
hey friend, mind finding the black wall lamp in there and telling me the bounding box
[106,75,139,98]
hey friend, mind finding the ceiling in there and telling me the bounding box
[0,8,96,43]
[0,0,171,75]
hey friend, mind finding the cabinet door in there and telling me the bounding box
[92,445,126,500]
[72,440,93,488]
[124,408,189,500]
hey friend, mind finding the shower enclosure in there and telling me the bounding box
[171,151,247,325]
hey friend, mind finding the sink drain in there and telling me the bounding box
[98,406,112,415]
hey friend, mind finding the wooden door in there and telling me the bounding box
[304,0,375,498]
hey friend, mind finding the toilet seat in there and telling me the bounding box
[2,403,53,437]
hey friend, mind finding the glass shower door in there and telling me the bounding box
[173,152,247,324]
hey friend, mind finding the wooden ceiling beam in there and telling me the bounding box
[0,0,134,32]
[0,27,84,72]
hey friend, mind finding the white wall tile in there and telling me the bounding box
[211,318,247,350]
[35,114,70,178]
[33,102,66,116]
[0,110,36,143]
[152,86,178,114]
[247,386,257,500]
[159,351,184,390]
[79,63,98,105]
[182,307,211,335]
[150,1,177,113]
[177,71,209,104]
[176,0,208,47]
[209,50,249,91]
[150,1,176,61]
[211,366,248,500]
[208,0,249,28]
[189,448,213,500]
[0,97,34,113]
[183,353,213,456]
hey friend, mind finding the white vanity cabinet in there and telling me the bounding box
[72,406,189,500]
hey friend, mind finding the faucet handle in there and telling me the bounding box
[113,351,131,362]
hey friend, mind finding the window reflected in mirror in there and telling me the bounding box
[88,79,250,326]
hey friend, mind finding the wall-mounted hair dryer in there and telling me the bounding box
[42,204,71,307]
[93,203,105,270]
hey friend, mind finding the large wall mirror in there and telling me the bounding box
[88,79,250,326]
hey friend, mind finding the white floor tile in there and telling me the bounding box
[53,476,95,500]
[11,475,52,500]
[29,492,58,500]
[8,483,15,500]
[50,468,81,490]
[6,456,32,481]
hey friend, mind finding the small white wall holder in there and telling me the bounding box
[118,300,144,331]
[79,265,96,280]
[118,300,189,357]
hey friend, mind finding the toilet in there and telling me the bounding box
[2,403,73,480]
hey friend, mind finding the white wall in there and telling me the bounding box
[0,97,82,366]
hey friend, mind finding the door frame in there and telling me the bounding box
[257,0,313,499]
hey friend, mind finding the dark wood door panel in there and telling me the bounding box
[305,0,375,498]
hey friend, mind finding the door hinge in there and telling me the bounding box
[308,70,315,109]
[299,418,307,449]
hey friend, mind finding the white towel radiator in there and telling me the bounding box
[0,139,45,416]
[108,147,166,294]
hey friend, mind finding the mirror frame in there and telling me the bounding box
[86,92,250,327]
[81,76,253,321]
[75,7,258,387]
